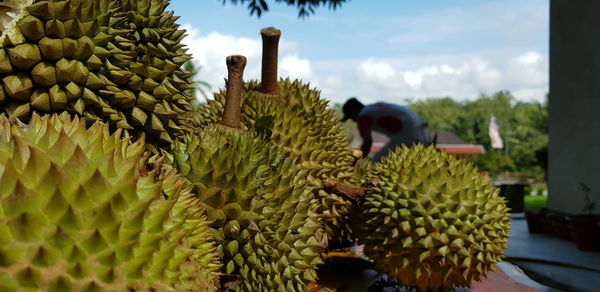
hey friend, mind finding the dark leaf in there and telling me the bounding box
[254,115,274,139]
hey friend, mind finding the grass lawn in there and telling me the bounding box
[524,195,547,212]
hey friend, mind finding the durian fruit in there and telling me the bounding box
[0,113,220,291]
[107,0,195,149]
[356,145,511,291]
[191,27,358,247]
[167,55,324,291]
[0,0,194,151]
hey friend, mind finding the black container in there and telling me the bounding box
[497,183,527,213]
[525,211,544,233]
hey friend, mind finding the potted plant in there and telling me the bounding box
[569,183,600,252]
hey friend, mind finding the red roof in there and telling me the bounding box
[371,143,485,155]
[356,130,485,156]
[435,143,486,155]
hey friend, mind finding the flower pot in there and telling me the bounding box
[552,219,572,241]
[525,211,544,233]
[569,215,600,252]
[541,217,555,236]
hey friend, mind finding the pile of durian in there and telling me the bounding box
[0,1,510,291]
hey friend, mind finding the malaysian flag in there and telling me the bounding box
[488,114,504,149]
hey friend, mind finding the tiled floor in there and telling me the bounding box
[505,216,600,292]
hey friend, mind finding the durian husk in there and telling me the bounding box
[356,145,511,291]
[0,113,220,291]
[0,0,195,152]
[0,0,35,43]
[166,124,325,292]
[190,78,358,247]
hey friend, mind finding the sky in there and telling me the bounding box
[168,0,549,105]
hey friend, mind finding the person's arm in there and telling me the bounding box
[357,116,373,158]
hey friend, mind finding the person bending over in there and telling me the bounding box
[341,97,431,162]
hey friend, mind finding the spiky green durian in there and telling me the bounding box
[169,55,324,291]
[192,78,358,247]
[0,0,194,151]
[190,28,359,247]
[167,124,325,292]
[105,0,196,149]
[0,113,220,291]
[355,145,511,291]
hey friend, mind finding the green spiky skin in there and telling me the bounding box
[166,124,325,292]
[0,113,219,291]
[190,79,358,247]
[0,0,194,152]
[356,145,511,291]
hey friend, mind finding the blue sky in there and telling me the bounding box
[169,0,549,104]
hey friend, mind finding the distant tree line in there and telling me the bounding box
[408,91,548,181]
[335,91,549,181]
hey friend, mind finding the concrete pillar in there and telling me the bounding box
[549,0,600,214]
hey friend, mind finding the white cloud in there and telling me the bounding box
[346,51,547,103]
[506,51,548,88]
[181,24,261,101]
[280,55,313,81]
[180,23,547,105]
[358,59,396,81]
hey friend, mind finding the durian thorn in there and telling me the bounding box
[259,27,281,95]
[219,274,241,289]
[7,114,23,126]
[351,149,363,166]
[323,179,366,202]
[220,55,247,129]
[140,155,163,177]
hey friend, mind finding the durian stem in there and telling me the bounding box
[220,55,247,128]
[323,179,366,202]
[259,27,281,95]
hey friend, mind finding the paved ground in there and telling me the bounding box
[316,245,551,291]
[314,215,600,291]
[471,262,550,292]
[505,216,600,292]
[315,257,548,291]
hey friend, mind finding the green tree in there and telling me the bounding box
[408,91,548,180]
[409,97,463,132]
[220,0,347,18]
[470,151,516,174]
